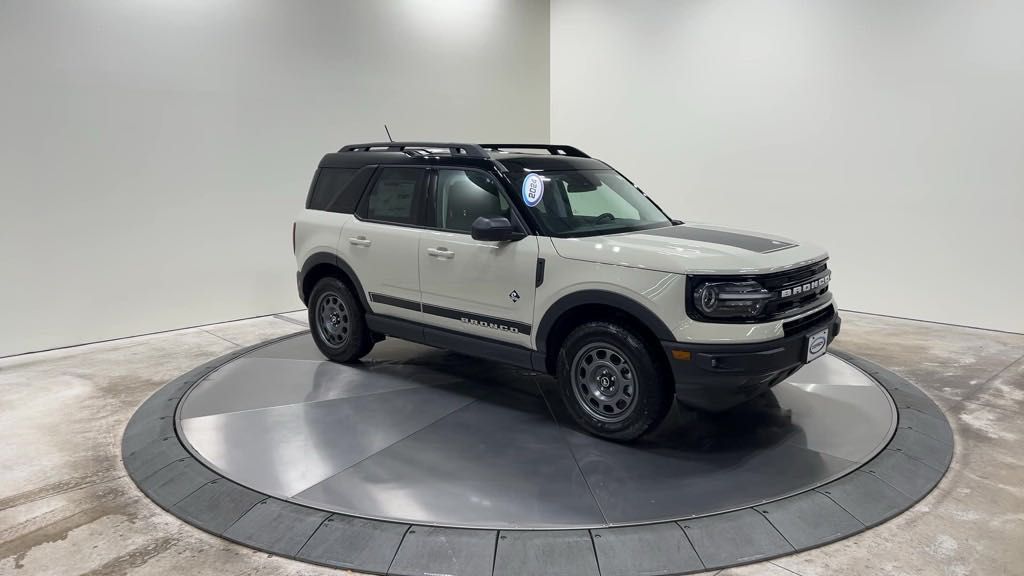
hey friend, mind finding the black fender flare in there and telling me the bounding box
[534,290,675,354]
[298,252,369,310]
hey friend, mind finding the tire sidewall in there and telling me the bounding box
[308,277,369,362]
[557,322,670,441]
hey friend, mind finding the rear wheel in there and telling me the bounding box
[308,277,373,362]
[557,321,671,441]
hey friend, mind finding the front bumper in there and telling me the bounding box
[662,306,841,412]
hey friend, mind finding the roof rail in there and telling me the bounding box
[480,144,590,158]
[339,142,489,158]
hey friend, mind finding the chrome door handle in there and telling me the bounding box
[348,236,372,247]
[426,247,454,260]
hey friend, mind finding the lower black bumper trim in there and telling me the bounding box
[663,309,841,411]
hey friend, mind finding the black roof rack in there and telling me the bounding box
[480,144,590,158]
[340,142,489,158]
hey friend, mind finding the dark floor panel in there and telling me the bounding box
[171,478,266,535]
[225,499,330,558]
[122,414,174,455]
[865,449,945,498]
[756,490,863,549]
[139,458,219,508]
[389,526,496,576]
[887,388,944,417]
[294,389,606,529]
[493,530,599,576]
[123,436,190,481]
[830,350,926,397]
[681,509,793,570]
[591,523,703,576]
[131,389,185,423]
[888,427,953,470]
[898,408,954,445]
[874,372,932,400]
[816,471,913,527]
[135,389,186,419]
[296,514,409,573]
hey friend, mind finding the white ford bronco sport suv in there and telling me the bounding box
[294,142,840,441]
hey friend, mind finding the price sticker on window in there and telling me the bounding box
[522,173,544,207]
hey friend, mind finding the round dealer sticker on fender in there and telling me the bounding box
[522,173,544,207]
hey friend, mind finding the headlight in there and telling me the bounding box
[692,280,772,319]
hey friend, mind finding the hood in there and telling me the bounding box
[549,223,828,275]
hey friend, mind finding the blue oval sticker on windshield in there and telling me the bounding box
[522,173,544,207]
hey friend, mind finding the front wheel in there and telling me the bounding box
[308,277,374,362]
[557,321,671,441]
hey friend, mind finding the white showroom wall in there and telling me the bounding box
[551,0,1024,333]
[0,0,550,356]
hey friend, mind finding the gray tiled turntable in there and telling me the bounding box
[292,388,607,528]
[178,336,896,529]
[123,332,953,575]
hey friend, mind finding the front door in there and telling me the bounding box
[418,168,539,348]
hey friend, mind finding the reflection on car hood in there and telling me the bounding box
[549,223,828,275]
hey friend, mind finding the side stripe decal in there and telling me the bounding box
[368,292,421,312]
[422,304,532,336]
[368,292,532,336]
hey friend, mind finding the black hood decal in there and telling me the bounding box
[641,225,796,253]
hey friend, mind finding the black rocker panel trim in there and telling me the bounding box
[365,313,540,371]
[535,290,675,353]
[424,325,537,369]
[364,313,424,343]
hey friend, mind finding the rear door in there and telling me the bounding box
[418,168,539,348]
[340,166,427,322]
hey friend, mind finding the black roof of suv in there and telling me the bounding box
[318,142,611,173]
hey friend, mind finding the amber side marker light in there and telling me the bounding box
[671,350,691,361]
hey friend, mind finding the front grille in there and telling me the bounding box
[686,259,832,324]
[759,260,831,319]
[783,304,835,337]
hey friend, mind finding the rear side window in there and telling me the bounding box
[307,167,377,213]
[361,167,426,225]
[308,168,356,211]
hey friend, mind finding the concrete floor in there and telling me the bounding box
[1,311,1021,576]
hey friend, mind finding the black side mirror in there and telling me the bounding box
[471,217,523,242]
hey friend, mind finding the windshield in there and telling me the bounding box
[513,170,672,237]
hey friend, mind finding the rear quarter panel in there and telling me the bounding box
[294,209,350,269]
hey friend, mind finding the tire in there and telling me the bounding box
[308,277,374,362]
[557,321,672,441]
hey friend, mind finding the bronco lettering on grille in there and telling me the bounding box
[780,273,831,298]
